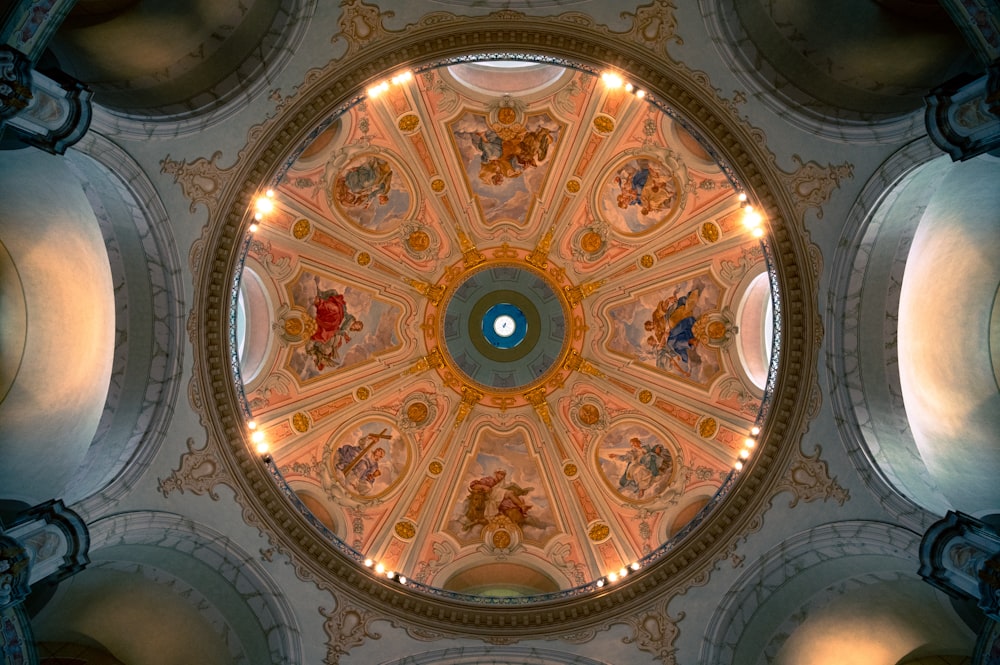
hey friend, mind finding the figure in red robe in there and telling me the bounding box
[306,288,363,371]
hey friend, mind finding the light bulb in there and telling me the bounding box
[601,72,623,88]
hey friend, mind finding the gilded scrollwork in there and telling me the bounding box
[320,602,382,664]
[157,437,232,501]
[774,444,850,508]
[622,603,685,665]
[160,150,229,215]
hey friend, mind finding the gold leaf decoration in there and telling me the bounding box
[395,521,416,539]
[292,218,311,239]
[588,523,610,542]
[292,412,311,433]
[593,116,614,133]
[397,114,419,132]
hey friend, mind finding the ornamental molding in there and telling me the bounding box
[772,443,850,509]
[622,600,685,665]
[321,602,382,665]
[158,437,234,502]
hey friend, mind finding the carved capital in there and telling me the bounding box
[454,384,484,428]
[525,225,555,269]
[406,278,445,306]
[404,347,445,376]
[563,349,605,378]
[457,229,486,268]
[0,47,32,119]
[563,279,603,307]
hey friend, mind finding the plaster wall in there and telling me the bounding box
[0,149,115,503]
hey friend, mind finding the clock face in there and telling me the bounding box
[494,314,516,337]
[478,298,531,351]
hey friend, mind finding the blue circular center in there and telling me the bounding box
[482,303,527,349]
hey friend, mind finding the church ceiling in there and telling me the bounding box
[235,61,772,595]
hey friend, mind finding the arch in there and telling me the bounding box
[828,137,948,529]
[377,645,613,665]
[829,138,1000,523]
[236,262,275,388]
[701,520,965,665]
[758,573,974,665]
[68,0,315,137]
[733,268,773,392]
[896,155,1000,513]
[699,0,971,142]
[0,147,116,505]
[441,561,563,597]
[64,132,185,512]
[36,511,304,665]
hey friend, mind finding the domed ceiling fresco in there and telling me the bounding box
[234,60,774,597]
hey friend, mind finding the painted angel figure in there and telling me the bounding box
[305,285,364,371]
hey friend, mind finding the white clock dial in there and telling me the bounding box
[494,314,516,337]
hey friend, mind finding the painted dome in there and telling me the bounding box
[231,59,777,601]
